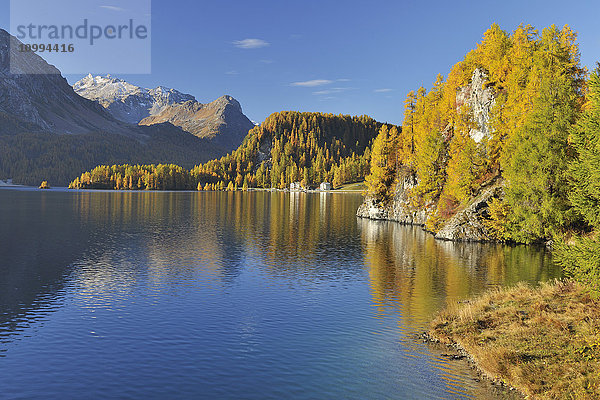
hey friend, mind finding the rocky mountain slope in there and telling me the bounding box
[74,75,255,151]
[139,95,253,149]
[73,74,195,124]
[0,29,228,185]
[0,29,128,135]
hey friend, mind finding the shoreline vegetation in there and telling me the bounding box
[428,280,600,399]
[358,22,600,398]
[67,112,383,192]
[0,182,365,193]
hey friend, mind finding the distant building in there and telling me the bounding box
[290,182,302,191]
[320,182,332,191]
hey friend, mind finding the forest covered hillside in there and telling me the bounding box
[361,23,586,244]
[70,111,390,191]
[191,111,387,190]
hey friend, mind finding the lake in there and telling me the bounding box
[0,188,560,399]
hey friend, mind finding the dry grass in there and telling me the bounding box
[429,280,600,399]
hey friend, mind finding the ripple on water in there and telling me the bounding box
[0,190,558,399]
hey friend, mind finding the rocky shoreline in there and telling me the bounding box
[356,176,505,242]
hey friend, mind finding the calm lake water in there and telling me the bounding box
[0,188,560,399]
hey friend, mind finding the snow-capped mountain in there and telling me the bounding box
[73,74,196,124]
[74,75,255,150]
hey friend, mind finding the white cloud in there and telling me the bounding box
[225,70,239,75]
[233,39,270,49]
[374,88,393,93]
[100,5,124,11]
[313,87,352,95]
[313,89,336,95]
[291,79,333,87]
[337,78,351,82]
[260,59,274,64]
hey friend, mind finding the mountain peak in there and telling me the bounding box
[74,75,253,151]
[73,75,196,124]
[211,95,243,113]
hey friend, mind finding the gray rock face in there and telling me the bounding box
[356,174,429,225]
[356,67,501,242]
[73,74,196,124]
[139,95,254,150]
[0,29,128,135]
[74,75,254,151]
[456,68,495,143]
[435,179,504,242]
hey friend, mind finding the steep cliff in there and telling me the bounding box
[357,68,502,242]
[0,29,129,135]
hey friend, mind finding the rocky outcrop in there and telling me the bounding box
[356,67,502,242]
[356,174,429,225]
[357,177,504,242]
[456,68,495,143]
[434,179,504,242]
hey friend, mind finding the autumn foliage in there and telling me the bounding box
[364,23,586,243]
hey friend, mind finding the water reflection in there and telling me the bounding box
[359,219,559,399]
[359,218,560,330]
[0,191,365,339]
[0,189,560,399]
[0,191,91,350]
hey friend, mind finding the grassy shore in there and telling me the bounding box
[428,280,600,399]
[336,181,366,192]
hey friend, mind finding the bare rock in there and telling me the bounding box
[456,68,495,143]
[357,174,429,225]
[435,179,504,242]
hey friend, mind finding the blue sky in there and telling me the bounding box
[1,0,600,125]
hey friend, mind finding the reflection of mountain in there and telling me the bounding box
[358,219,561,330]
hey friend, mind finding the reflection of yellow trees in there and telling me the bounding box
[71,190,366,285]
[221,191,364,277]
[360,219,561,330]
[72,191,225,287]
[69,190,558,322]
